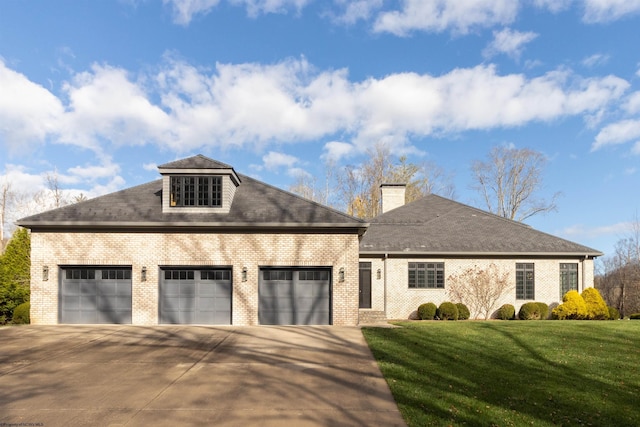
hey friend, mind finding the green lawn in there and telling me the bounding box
[362,321,639,427]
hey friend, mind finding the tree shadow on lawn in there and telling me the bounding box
[363,321,639,427]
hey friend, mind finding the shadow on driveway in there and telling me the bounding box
[0,325,406,426]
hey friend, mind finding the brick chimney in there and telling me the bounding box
[380,184,406,213]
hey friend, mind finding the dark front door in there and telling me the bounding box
[359,262,372,309]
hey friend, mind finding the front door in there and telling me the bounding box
[359,262,372,309]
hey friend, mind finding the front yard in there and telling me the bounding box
[362,321,639,427]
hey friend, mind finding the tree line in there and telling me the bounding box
[289,144,558,221]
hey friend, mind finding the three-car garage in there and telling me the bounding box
[59,266,332,325]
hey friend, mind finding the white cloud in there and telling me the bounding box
[143,162,158,171]
[592,119,640,151]
[582,53,610,68]
[322,141,354,161]
[483,28,538,59]
[582,0,640,23]
[59,64,170,150]
[373,0,519,36]
[623,91,640,115]
[164,0,310,24]
[262,151,300,171]
[67,162,121,180]
[561,221,633,239]
[163,0,222,25]
[0,60,64,152]
[0,58,630,159]
[331,0,383,24]
[533,0,573,13]
[230,0,311,17]
[287,166,312,178]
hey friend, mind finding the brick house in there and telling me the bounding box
[18,155,601,325]
[357,185,602,321]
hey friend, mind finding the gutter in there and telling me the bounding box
[359,250,603,258]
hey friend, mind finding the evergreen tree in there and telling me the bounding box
[0,227,30,323]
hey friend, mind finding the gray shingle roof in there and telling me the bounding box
[17,169,366,231]
[158,154,234,170]
[360,194,602,256]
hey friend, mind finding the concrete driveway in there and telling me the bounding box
[0,325,405,426]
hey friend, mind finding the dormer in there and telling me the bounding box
[158,154,241,214]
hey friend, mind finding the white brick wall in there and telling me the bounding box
[361,256,595,320]
[30,231,360,326]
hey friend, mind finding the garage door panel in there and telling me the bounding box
[60,268,132,324]
[259,268,331,325]
[159,268,231,325]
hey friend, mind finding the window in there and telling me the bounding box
[408,262,444,289]
[170,176,222,207]
[516,263,535,300]
[201,270,230,281]
[164,270,195,280]
[299,270,329,281]
[262,270,293,281]
[560,263,578,298]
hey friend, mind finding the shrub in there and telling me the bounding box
[630,313,640,320]
[536,302,549,320]
[497,304,515,320]
[417,302,437,320]
[12,301,30,324]
[437,302,459,321]
[456,303,470,320]
[519,302,545,320]
[582,288,609,320]
[552,290,587,320]
[608,306,620,320]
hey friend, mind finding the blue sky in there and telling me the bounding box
[1,0,639,259]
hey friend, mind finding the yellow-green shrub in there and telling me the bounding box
[552,290,587,320]
[581,288,609,320]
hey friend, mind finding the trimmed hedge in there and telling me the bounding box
[536,302,549,320]
[630,313,640,320]
[456,303,470,320]
[582,288,609,320]
[519,302,546,320]
[12,301,30,324]
[608,306,620,320]
[497,304,515,320]
[417,302,437,320]
[437,302,459,321]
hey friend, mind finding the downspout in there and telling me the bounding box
[383,253,388,316]
[582,255,588,291]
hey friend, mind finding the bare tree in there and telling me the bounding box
[0,178,13,252]
[45,169,68,208]
[447,263,513,319]
[597,215,640,316]
[471,146,560,222]
[336,144,456,219]
[388,156,456,201]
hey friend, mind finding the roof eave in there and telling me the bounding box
[19,221,369,234]
[359,250,603,258]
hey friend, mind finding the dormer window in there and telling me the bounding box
[170,176,222,207]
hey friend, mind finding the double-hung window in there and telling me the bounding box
[516,263,535,300]
[170,176,222,207]
[560,263,578,299]
[408,262,444,289]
